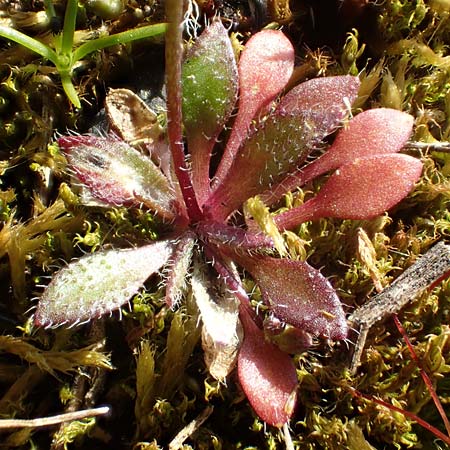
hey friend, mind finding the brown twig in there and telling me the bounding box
[348,240,450,373]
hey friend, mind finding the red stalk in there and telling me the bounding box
[165,0,202,222]
[350,387,450,445]
[392,314,450,437]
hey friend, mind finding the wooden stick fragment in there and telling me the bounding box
[0,406,110,430]
[348,241,450,373]
[168,406,214,450]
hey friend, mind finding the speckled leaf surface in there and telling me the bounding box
[207,113,317,219]
[182,20,237,143]
[182,20,238,202]
[278,75,361,135]
[35,240,174,326]
[59,135,176,220]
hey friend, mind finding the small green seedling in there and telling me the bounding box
[0,0,167,108]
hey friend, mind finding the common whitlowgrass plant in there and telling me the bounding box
[34,18,422,427]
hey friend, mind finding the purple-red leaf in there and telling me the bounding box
[213,29,295,186]
[267,108,414,202]
[207,76,361,220]
[274,154,423,231]
[182,20,238,204]
[196,221,274,250]
[229,252,348,340]
[35,240,174,327]
[59,136,177,220]
[238,306,297,427]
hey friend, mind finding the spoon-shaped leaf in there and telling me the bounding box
[274,154,423,231]
[59,135,177,220]
[35,240,175,327]
[237,306,298,427]
[182,20,238,204]
[213,29,295,186]
[227,251,348,340]
[264,108,414,204]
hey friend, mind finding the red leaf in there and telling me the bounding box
[274,154,423,230]
[229,252,348,340]
[238,307,297,427]
[213,29,295,186]
[278,75,360,126]
[285,108,414,189]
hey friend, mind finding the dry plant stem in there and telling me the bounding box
[348,241,450,373]
[406,141,450,152]
[0,406,110,430]
[0,366,45,415]
[168,405,214,450]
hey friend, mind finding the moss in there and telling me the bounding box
[0,0,450,449]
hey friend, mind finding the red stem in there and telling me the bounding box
[350,387,450,445]
[165,0,202,222]
[392,314,450,437]
[273,197,320,231]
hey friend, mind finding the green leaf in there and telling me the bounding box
[35,240,174,326]
[182,20,237,143]
[182,20,238,203]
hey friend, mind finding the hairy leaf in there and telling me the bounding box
[182,20,238,203]
[274,154,423,230]
[260,75,362,204]
[165,231,196,308]
[191,260,242,381]
[59,136,177,220]
[278,75,360,134]
[213,29,295,185]
[208,77,362,219]
[207,112,316,220]
[230,252,348,340]
[196,221,274,250]
[238,306,297,427]
[35,240,174,326]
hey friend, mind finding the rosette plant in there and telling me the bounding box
[34,10,423,428]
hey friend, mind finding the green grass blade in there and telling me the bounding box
[0,25,58,65]
[60,73,81,108]
[73,23,167,63]
[60,0,78,56]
